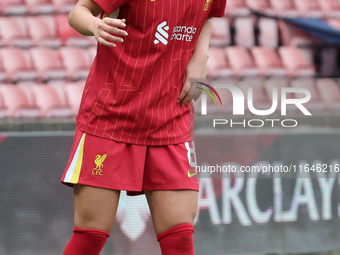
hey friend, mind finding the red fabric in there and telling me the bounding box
[63,227,110,255]
[208,0,227,18]
[157,223,195,255]
[76,0,227,146]
[61,127,199,196]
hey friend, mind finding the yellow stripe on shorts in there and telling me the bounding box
[63,134,86,184]
[70,134,85,183]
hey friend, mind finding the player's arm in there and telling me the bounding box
[178,18,212,107]
[68,0,128,47]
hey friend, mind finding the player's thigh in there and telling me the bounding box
[73,184,120,233]
[144,190,198,235]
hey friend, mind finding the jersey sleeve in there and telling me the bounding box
[94,0,129,15]
[208,0,227,18]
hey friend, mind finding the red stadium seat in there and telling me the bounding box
[250,47,287,77]
[30,85,72,117]
[210,17,230,46]
[0,60,5,83]
[245,0,274,15]
[224,46,259,77]
[315,79,340,110]
[293,0,323,18]
[225,0,250,16]
[17,82,37,104]
[291,78,324,112]
[269,0,299,17]
[278,46,315,77]
[318,0,340,18]
[245,0,271,9]
[0,17,32,48]
[0,85,39,118]
[59,47,91,80]
[0,0,26,15]
[328,18,340,29]
[29,47,66,81]
[277,19,318,47]
[26,15,61,48]
[0,48,37,82]
[64,82,85,116]
[234,17,255,48]
[206,47,233,78]
[238,79,273,112]
[263,78,297,113]
[40,81,67,104]
[258,18,279,49]
[52,0,76,13]
[55,14,92,47]
[25,0,54,14]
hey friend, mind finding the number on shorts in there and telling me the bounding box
[185,141,197,167]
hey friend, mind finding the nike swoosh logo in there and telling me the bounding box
[188,170,197,178]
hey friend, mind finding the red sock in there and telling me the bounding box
[63,226,110,255]
[157,223,195,255]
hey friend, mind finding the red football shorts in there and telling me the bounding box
[61,127,199,196]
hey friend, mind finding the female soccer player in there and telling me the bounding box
[61,0,226,254]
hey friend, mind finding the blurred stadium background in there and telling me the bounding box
[1,0,340,254]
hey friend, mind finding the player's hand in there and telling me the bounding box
[92,17,128,47]
[178,52,208,107]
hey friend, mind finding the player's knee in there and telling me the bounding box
[155,214,196,235]
[74,212,114,233]
[157,223,195,255]
[153,207,197,234]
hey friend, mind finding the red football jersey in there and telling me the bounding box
[76,0,227,145]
